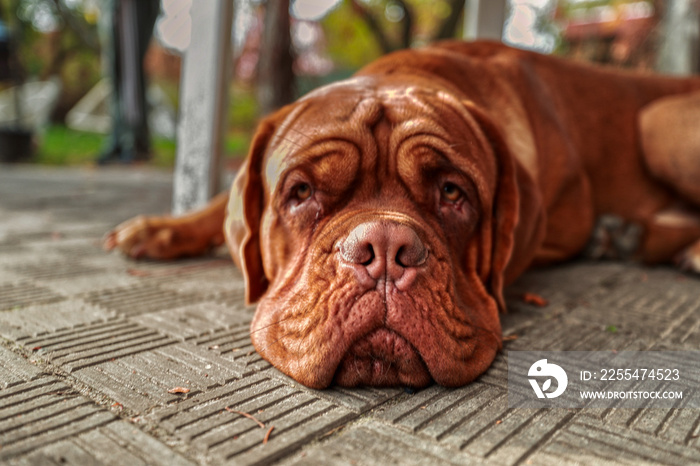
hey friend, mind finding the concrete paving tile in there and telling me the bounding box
[174,384,307,442]
[89,426,191,465]
[0,301,114,341]
[505,318,644,353]
[189,324,271,375]
[145,344,243,386]
[0,345,44,388]
[569,268,700,338]
[16,318,178,372]
[8,258,105,282]
[281,420,482,466]
[41,272,144,296]
[506,262,627,309]
[209,399,353,465]
[153,374,285,428]
[307,385,404,415]
[73,366,177,415]
[0,378,115,460]
[423,389,510,451]
[7,440,104,466]
[0,281,66,311]
[479,409,577,465]
[155,264,246,297]
[70,345,241,414]
[132,302,253,342]
[3,167,700,465]
[82,284,207,317]
[532,414,700,465]
[74,421,196,465]
[0,378,70,411]
[150,373,358,464]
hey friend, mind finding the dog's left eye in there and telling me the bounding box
[294,183,313,201]
[441,182,462,203]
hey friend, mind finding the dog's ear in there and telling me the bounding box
[225,110,290,304]
[462,101,520,313]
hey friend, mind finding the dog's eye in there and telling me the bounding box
[294,183,313,201]
[441,183,462,202]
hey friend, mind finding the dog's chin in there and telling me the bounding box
[333,328,433,388]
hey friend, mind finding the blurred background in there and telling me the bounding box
[0,0,697,167]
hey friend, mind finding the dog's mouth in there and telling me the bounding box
[333,328,432,387]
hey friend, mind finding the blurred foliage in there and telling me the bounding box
[1,0,102,118]
[320,0,466,76]
[2,0,663,167]
[322,1,383,70]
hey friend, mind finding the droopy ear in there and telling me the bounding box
[225,111,288,304]
[462,101,520,313]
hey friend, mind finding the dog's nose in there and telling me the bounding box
[340,221,427,281]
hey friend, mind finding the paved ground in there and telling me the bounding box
[1,165,700,465]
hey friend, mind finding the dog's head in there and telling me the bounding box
[225,75,520,388]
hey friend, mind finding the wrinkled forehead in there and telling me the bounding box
[263,75,497,199]
[267,76,473,156]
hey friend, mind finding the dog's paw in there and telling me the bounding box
[675,240,700,274]
[103,215,197,260]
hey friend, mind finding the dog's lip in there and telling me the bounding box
[333,327,432,387]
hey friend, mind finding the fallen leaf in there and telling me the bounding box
[112,402,124,411]
[503,334,518,341]
[168,387,190,394]
[523,293,548,307]
[225,407,265,428]
[496,420,502,425]
[31,346,42,351]
[263,426,274,444]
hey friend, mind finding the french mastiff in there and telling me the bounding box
[105,41,700,389]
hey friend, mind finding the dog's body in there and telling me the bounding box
[105,41,700,389]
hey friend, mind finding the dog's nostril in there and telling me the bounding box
[361,245,375,266]
[396,242,428,268]
[395,246,406,267]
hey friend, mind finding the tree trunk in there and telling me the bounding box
[257,0,295,116]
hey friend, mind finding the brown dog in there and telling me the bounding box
[104,41,700,389]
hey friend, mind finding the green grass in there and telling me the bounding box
[35,125,105,165]
[33,125,248,167]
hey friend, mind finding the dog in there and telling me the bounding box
[104,41,700,389]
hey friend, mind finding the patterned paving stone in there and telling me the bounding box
[0,378,115,460]
[280,420,480,466]
[3,167,700,465]
[189,323,271,375]
[9,259,104,282]
[8,421,196,466]
[0,301,115,341]
[16,319,178,372]
[0,346,44,389]
[0,282,66,311]
[153,374,357,465]
[530,414,700,465]
[71,343,243,414]
[82,284,206,317]
[132,302,253,342]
